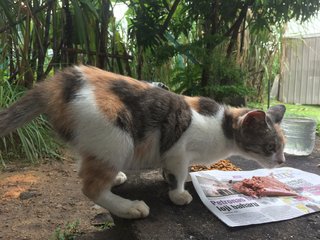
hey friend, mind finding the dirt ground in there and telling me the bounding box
[0,158,109,240]
[1,138,320,240]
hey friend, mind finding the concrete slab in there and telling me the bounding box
[78,139,320,240]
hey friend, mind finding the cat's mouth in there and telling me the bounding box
[266,151,286,168]
[257,158,285,169]
[272,151,286,164]
[258,156,285,168]
[247,152,286,169]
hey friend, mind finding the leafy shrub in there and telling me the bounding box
[168,52,252,105]
[207,54,252,103]
[170,63,202,95]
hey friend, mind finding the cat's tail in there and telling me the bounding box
[0,84,46,137]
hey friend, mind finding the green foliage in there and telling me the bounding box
[170,63,202,95]
[168,53,252,103]
[128,0,168,48]
[208,55,251,101]
[0,81,61,165]
[239,17,285,103]
[251,0,320,28]
[51,220,81,240]
[98,220,115,230]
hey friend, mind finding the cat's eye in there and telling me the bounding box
[264,143,276,153]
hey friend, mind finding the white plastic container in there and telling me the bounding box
[281,117,316,156]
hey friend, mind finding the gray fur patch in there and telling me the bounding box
[267,105,286,123]
[198,97,220,116]
[55,125,74,142]
[110,80,192,154]
[222,111,234,139]
[235,117,281,157]
[167,173,178,190]
[162,170,177,190]
[0,87,45,137]
[61,68,84,103]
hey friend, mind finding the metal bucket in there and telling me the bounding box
[281,117,316,156]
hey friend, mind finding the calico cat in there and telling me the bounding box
[0,65,286,219]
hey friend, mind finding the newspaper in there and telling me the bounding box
[190,167,320,227]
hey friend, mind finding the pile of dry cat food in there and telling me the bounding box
[190,159,241,172]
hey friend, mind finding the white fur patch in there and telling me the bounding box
[169,189,193,205]
[164,108,235,166]
[112,171,127,186]
[70,81,134,170]
[96,189,150,219]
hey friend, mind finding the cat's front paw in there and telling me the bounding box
[126,200,150,219]
[112,171,127,186]
[169,189,193,205]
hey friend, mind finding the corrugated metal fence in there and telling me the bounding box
[280,37,320,105]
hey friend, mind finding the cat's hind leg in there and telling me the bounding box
[79,155,149,219]
[163,154,193,205]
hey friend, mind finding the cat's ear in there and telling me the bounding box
[242,110,267,127]
[266,105,286,124]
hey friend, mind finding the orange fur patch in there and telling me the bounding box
[79,65,149,122]
[133,133,158,163]
[184,96,200,112]
[275,124,286,145]
[228,107,250,128]
[79,65,149,90]
[42,73,75,140]
[79,155,117,200]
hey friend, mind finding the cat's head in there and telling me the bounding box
[234,105,286,168]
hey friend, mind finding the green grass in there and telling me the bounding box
[50,219,114,240]
[0,81,62,166]
[97,220,115,230]
[50,220,81,240]
[248,100,320,134]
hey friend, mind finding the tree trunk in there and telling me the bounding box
[37,0,53,81]
[8,32,15,83]
[226,4,248,59]
[62,0,75,65]
[97,0,110,69]
[200,0,219,96]
[21,8,34,88]
[137,46,143,79]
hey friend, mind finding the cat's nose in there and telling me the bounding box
[273,152,285,164]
